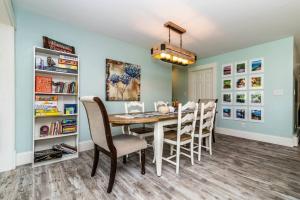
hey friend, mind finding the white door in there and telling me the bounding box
[188,63,216,102]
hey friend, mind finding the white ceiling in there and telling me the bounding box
[13,0,300,58]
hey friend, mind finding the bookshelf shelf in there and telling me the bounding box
[35,133,78,141]
[33,153,78,167]
[35,114,78,118]
[35,92,78,96]
[35,69,78,76]
[33,46,80,167]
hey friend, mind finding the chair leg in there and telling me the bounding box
[209,135,212,155]
[170,145,174,155]
[152,140,156,163]
[141,149,146,175]
[107,156,117,193]
[198,137,202,161]
[91,145,99,177]
[190,141,194,165]
[123,155,127,164]
[212,128,216,143]
[175,144,181,174]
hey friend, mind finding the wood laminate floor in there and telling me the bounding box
[1,134,300,200]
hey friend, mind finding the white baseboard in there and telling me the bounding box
[78,140,94,152]
[215,127,295,147]
[16,140,94,167]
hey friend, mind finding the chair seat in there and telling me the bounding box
[164,130,192,142]
[164,124,178,129]
[130,127,154,134]
[194,127,210,136]
[113,134,147,157]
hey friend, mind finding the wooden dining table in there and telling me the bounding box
[109,112,180,177]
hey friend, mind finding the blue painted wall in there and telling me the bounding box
[196,37,294,138]
[14,8,172,153]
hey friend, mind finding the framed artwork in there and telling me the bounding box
[235,92,247,105]
[235,76,247,90]
[222,107,233,119]
[222,78,232,90]
[249,107,264,123]
[235,61,247,75]
[250,58,264,73]
[249,91,264,106]
[222,64,233,77]
[106,59,141,101]
[249,75,264,90]
[222,92,233,105]
[234,107,247,121]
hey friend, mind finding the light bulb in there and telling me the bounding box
[165,54,171,60]
[173,56,178,62]
[182,59,188,65]
[160,53,166,58]
[178,58,183,63]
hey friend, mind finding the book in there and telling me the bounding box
[64,104,77,114]
[35,76,52,93]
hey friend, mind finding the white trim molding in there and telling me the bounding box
[216,127,296,147]
[16,140,94,167]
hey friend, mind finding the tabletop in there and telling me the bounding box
[108,111,178,125]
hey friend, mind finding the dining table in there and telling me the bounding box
[109,111,180,177]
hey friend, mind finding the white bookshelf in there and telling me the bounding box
[33,46,80,167]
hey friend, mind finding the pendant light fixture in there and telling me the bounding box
[151,21,197,66]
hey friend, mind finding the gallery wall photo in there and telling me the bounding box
[221,57,264,123]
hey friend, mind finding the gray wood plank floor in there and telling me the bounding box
[1,134,300,200]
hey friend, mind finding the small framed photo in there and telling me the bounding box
[249,75,264,90]
[222,64,233,77]
[250,58,264,73]
[235,76,247,90]
[235,92,247,105]
[249,91,264,106]
[234,107,247,121]
[249,107,264,123]
[222,93,233,105]
[222,78,232,90]
[222,107,233,119]
[235,61,247,75]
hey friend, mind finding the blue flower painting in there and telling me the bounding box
[106,59,141,101]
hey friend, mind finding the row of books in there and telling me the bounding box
[53,81,77,94]
[35,97,60,116]
[35,54,78,72]
[35,76,77,94]
[40,119,77,137]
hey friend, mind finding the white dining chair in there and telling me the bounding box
[162,101,198,174]
[124,102,154,161]
[194,101,217,161]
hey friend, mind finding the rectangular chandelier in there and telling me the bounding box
[150,21,197,66]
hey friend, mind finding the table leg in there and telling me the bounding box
[154,122,164,176]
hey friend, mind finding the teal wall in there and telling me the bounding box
[14,8,172,153]
[195,37,294,138]
[172,65,188,103]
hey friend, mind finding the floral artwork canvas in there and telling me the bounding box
[106,59,141,101]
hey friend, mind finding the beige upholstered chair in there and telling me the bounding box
[163,101,199,174]
[194,101,217,161]
[80,96,147,193]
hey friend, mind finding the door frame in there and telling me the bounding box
[188,62,217,99]
[0,0,16,172]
